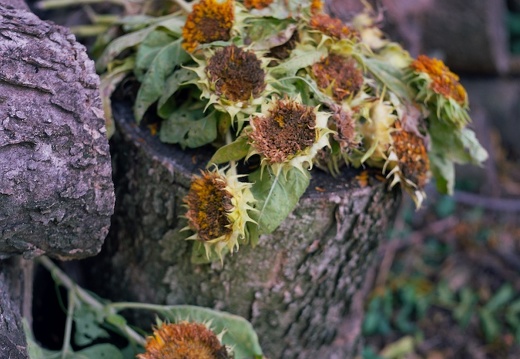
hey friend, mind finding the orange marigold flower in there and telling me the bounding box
[311,54,363,102]
[243,0,273,10]
[206,45,266,102]
[410,55,467,105]
[182,0,234,53]
[309,13,358,40]
[137,322,230,359]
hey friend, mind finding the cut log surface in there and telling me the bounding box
[0,3,114,259]
[86,102,401,359]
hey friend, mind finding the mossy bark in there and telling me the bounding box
[86,102,401,358]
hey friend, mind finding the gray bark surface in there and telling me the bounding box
[0,257,33,359]
[85,102,401,359]
[0,3,114,259]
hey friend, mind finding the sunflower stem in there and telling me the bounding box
[225,130,237,175]
[37,256,147,347]
[60,290,75,359]
[173,0,193,13]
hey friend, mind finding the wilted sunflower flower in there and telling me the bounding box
[315,104,359,175]
[309,13,359,41]
[384,121,430,207]
[137,321,231,359]
[182,0,235,53]
[407,54,470,127]
[356,96,398,165]
[247,96,333,175]
[311,53,364,102]
[243,0,273,10]
[190,44,270,123]
[184,166,256,260]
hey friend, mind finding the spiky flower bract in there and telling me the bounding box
[407,54,470,127]
[384,121,430,207]
[247,96,333,175]
[182,0,235,53]
[357,96,398,165]
[184,166,256,260]
[137,321,230,359]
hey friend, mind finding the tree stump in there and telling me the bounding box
[0,2,114,260]
[0,257,32,359]
[85,101,401,359]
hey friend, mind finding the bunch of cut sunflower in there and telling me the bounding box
[97,0,488,263]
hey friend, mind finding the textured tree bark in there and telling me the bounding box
[0,257,33,359]
[0,2,114,260]
[85,102,401,359]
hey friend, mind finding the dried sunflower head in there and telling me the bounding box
[137,321,231,359]
[247,95,333,175]
[407,54,470,127]
[384,121,430,207]
[356,96,398,165]
[183,166,256,260]
[189,44,273,124]
[311,53,364,102]
[182,0,235,53]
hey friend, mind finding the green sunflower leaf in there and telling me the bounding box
[96,15,185,71]
[208,135,250,165]
[75,344,124,359]
[157,69,198,118]
[135,30,177,82]
[73,304,110,346]
[249,167,310,234]
[190,241,223,264]
[156,305,263,359]
[159,107,218,148]
[100,57,135,138]
[271,45,327,77]
[364,57,414,101]
[429,119,488,165]
[246,17,297,51]
[429,152,455,195]
[134,38,191,122]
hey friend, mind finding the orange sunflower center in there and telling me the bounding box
[182,0,234,53]
[206,45,266,102]
[391,123,430,188]
[411,55,467,104]
[138,322,230,359]
[185,171,233,242]
[250,99,317,163]
[312,54,364,102]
